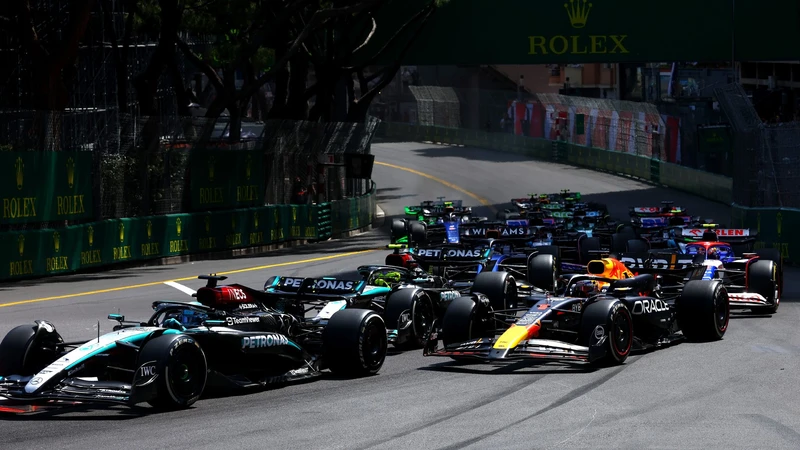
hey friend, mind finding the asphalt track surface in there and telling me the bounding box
[3,142,800,450]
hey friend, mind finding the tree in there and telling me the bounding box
[1,0,98,149]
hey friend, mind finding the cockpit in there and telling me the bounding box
[152,306,209,329]
[685,243,733,260]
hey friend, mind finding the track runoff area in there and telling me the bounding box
[0,142,797,450]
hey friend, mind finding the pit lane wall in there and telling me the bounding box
[375,122,794,265]
[0,183,376,281]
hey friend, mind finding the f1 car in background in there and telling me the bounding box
[617,231,782,314]
[0,275,387,412]
[425,263,730,366]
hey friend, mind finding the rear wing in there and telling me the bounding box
[264,276,362,296]
[632,215,695,228]
[680,227,756,242]
[410,245,490,265]
[460,222,533,240]
[616,252,697,272]
[629,201,686,216]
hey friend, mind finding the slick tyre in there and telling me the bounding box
[391,219,408,243]
[581,300,633,366]
[323,309,387,377]
[139,334,208,411]
[747,259,780,314]
[527,254,558,293]
[440,297,491,361]
[610,233,634,254]
[384,289,435,350]
[578,236,601,265]
[626,238,650,253]
[410,222,427,245]
[676,280,730,341]
[471,271,517,310]
[0,322,63,376]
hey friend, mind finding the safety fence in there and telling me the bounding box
[375,122,797,265]
[0,182,376,281]
[0,115,379,232]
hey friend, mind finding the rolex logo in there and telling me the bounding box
[564,0,592,28]
[274,208,279,224]
[53,231,61,253]
[231,215,236,231]
[15,157,23,190]
[147,220,153,240]
[176,218,182,236]
[254,212,259,229]
[18,235,24,256]
[208,156,216,182]
[205,215,210,233]
[66,157,75,189]
[119,222,125,242]
[245,154,252,181]
[88,226,94,247]
[292,207,297,222]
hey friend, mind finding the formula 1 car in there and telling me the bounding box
[617,231,782,314]
[262,266,489,350]
[424,263,730,366]
[403,198,473,224]
[0,275,387,412]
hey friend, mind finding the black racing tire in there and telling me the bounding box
[579,236,601,264]
[323,309,387,377]
[471,271,517,311]
[747,259,780,314]
[391,219,408,242]
[383,289,435,350]
[675,280,730,341]
[140,334,208,410]
[755,248,784,294]
[0,322,63,376]
[410,222,427,245]
[616,224,638,237]
[527,254,557,293]
[610,232,634,254]
[440,297,487,348]
[580,299,633,366]
[626,239,650,253]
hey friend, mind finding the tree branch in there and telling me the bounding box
[236,0,384,103]
[351,15,376,54]
[176,37,224,92]
[352,4,435,113]
[345,0,434,70]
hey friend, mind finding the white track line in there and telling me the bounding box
[164,281,196,296]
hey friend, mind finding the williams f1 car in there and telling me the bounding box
[0,275,387,412]
[424,262,730,366]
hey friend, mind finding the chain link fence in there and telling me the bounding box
[0,111,379,232]
[714,83,800,208]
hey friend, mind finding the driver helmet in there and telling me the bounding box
[372,271,402,287]
[569,280,600,298]
[707,247,721,260]
[165,308,207,328]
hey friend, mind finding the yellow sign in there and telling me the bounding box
[119,222,125,242]
[528,0,629,56]
[53,231,60,253]
[66,157,75,189]
[254,212,259,229]
[18,234,24,256]
[176,217,182,236]
[88,225,94,247]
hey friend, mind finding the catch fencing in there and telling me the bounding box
[714,83,800,208]
[0,112,379,232]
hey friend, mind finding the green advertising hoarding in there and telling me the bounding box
[361,0,800,65]
[190,150,265,211]
[1,151,94,225]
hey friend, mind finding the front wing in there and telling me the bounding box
[727,292,775,309]
[424,335,608,364]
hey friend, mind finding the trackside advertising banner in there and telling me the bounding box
[0,152,94,225]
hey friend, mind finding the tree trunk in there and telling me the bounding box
[268,45,289,119]
[285,54,309,120]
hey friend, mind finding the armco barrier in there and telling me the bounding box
[0,182,377,281]
[376,122,800,264]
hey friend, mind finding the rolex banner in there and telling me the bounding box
[1,151,94,225]
[189,150,265,211]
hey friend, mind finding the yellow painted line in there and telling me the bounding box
[0,249,377,308]
[375,161,497,213]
